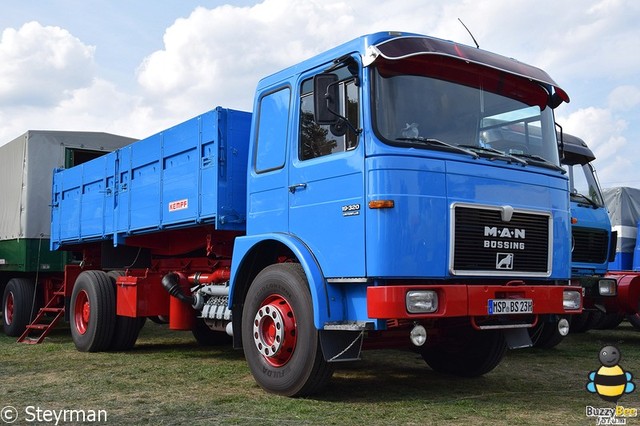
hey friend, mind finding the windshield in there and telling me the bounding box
[372,57,560,167]
[565,162,605,207]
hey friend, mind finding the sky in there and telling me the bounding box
[1,0,639,188]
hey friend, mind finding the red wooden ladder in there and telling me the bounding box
[17,288,65,344]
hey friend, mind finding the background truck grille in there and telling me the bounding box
[452,205,551,276]
[572,227,609,264]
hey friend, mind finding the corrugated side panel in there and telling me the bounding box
[51,107,252,249]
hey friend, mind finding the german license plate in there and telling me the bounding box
[488,299,533,315]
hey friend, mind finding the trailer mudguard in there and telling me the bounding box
[230,233,343,329]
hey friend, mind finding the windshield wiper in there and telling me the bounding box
[458,145,527,166]
[510,153,566,173]
[396,137,479,159]
[571,192,601,208]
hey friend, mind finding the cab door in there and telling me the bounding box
[287,71,365,278]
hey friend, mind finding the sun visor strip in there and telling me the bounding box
[364,36,569,104]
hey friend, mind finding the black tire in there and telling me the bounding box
[242,263,334,397]
[529,316,565,349]
[421,325,507,377]
[148,315,169,324]
[70,270,116,352]
[628,313,640,330]
[569,311,592,333]
[592,312,625,330]
[586,310,606,330]
[106,271,141,351]
[2,278,37,337]
[192,318,232,346]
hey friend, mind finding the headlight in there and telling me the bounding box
[406,290,438,313]
[563,290,581,311]
[598,278,617,296]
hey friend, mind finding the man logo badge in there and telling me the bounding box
[496,253,514,270]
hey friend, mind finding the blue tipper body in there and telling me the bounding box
[50,107,251,250]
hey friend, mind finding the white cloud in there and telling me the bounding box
[135,1,359,118]
[558,106,637,187]
[0,78,148,142]
[0,21,95,107]
[608,85,640,112]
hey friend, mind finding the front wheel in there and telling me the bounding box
[421,324,507,377]
[241,263,333,397]
[529,316,566,349]
[628,313,640,330]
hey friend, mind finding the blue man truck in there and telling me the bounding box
[558,134,617,333]
[558,135,640,332]
[25,32,580,396]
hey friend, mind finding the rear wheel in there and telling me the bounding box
[2,278,36,337]
[192,318,232,346]
[70,271,115,352]
[107,271,142,351]
[242,263,333,396]
[421,325,507,377]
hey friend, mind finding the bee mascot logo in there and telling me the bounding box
[586,345,635,403]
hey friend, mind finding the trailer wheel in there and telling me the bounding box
[106,271,142,351]
[2,278,36,337]
[242,263,334,397]
[70,271,115,352]
[421,325,506,377]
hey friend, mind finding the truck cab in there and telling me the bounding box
[231,32,580,394]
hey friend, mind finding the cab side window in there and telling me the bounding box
[255,87,290,173]
[299,69,359,161]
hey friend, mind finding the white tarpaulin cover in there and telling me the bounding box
[0,131,136,241]
[602,186,640,253]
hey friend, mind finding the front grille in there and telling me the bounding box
[452,205,551,276]
[572,227,608,264]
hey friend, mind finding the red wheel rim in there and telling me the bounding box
[4,292,14,325]
[252,294,297,367]
[74,290,90,335]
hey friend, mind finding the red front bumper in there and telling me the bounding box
[367,284,581,319]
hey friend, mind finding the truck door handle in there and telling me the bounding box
[288,183,307,193]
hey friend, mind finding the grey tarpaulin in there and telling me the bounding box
[602,187,640,254]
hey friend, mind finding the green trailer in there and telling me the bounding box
[1,130,136,337]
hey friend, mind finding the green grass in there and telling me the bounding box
[1,322,639,425]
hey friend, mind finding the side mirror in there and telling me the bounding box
[313,73,339,125]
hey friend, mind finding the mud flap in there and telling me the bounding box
[503,328,532,349]
[319,330,364,362]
